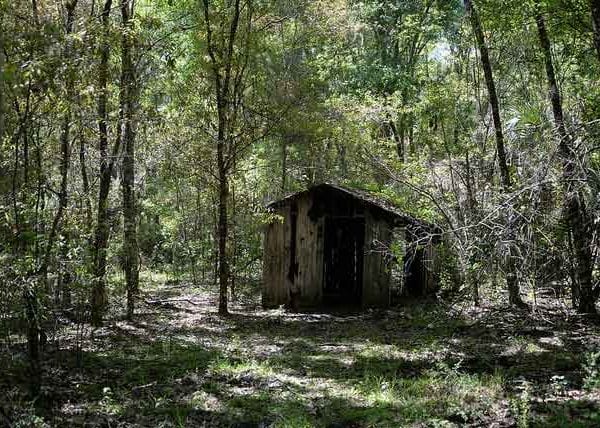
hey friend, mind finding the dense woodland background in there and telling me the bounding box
[1,0,600,426]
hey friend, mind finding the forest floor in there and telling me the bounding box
[2,275,600,427]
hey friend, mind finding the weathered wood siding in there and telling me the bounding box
[263,194,322,308]
[262,205,288,308]
[264,185,438,310]
[294,194,323,307]
[362,212,392,307]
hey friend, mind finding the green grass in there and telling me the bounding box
[2,284,600,427]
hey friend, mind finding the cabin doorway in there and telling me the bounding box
[322,217,365,305]
[404,247,424,297]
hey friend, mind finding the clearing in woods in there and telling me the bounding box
[2,276,600,427]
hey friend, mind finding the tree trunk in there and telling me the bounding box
[79,133,92,231]
[281,139,287,194]
[91,0,114,327]
[0,16,4,148]
[23,122,29,187]
[40,0,77,279]
[464,0,510,188]
[58,230,72,307]
[202,0,243,316]
[120,0,139,321]
[32,0,39,26]
[26,0,78,397]
[389,117,404,162]
[465,0,525,307]
[24,289,41,396]
[230,180,237,302]
[535,10,596,314]
[592,0,600,62]
[217,138,229,315]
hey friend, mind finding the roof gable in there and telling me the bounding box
[267,183,441,236]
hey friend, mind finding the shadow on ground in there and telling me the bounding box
[2,286,600,427]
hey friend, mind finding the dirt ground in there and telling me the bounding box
[2,283,600,427]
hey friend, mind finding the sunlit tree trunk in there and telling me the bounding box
[464,0,510,189]
[535,10,596,314]
[120,0,139,321]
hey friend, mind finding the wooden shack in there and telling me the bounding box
[262,183,441,309]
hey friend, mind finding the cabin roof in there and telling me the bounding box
[267,183,441,236]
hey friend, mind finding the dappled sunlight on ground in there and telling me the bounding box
[2,282,600,427]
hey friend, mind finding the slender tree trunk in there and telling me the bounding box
[58,230,72,307]
[230,180,237,302]
[389,117,404,162]
[44,114,71,290]
[465,0,510,188]
[211,193,219,288]
[465,0,525,307]
[0,15,4,145]
[535,10,596,314]
[27,0,78,397]
[24,289,41,396]
[202,0,243,316]
[79,134,92,231]
[217,128,229,315]
[13,92,32,250]
[592,0,600,62]
[120,0,139,321]
[91,0,114,327]
[32,0,39,26]
[23,126,29,186]
[281,139,287,194]
[41,0,77,282]
[12,126,21,248]
[34,142,44,262]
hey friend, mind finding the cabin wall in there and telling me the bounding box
[262,205,289,308]
[263,194,322,309]
[294,194,323,307]
[362,211,392,307]
[264,187,439,310]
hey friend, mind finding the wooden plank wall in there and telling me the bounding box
[262,206,288,308]
[362,212,392,307]
[293,194,323,307]
[264,193,429,309]
[263,194,322,309]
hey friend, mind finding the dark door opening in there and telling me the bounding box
[323,217,365,305]
[404,247,424,297]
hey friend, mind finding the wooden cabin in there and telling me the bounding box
[262,183,441,310]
